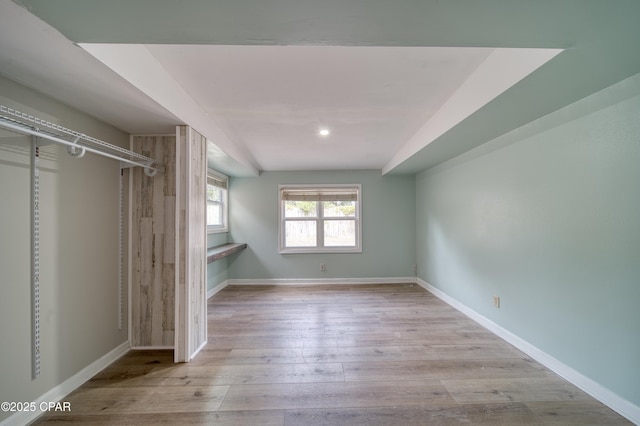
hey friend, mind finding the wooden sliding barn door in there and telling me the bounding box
[130,135,176,348]
[130,128,207,362]
[175,125,207,362]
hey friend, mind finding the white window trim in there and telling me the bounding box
[207,169,229,234]
[278,184,362,254]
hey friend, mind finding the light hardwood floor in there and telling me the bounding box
[33,284,631,425]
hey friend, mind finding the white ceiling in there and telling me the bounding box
[80,43,558,175]
[3,1,640,176]
[147,45,494,171]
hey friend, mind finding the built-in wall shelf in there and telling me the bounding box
[207,243,247,263]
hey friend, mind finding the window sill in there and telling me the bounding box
[279,247,362,255]
[207,227,229,235]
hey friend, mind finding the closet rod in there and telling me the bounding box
[0,105,160,175]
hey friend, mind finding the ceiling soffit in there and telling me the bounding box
[12,0,640,174]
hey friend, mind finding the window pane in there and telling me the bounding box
[285,220,317,247]
[323,200,356,217]
[284,200,318,218]
[207,185,222,202]
[207,203,222,226]
[279,185,361,253]
[324,220,356,246]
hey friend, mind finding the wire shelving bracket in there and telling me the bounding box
[0,105,160,175]
[1,104,161,380]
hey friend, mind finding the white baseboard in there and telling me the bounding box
[227,277,417,286]
[416,278,640,425]
[207,280,229,299]
[1,341,130,426]
[129,346,174,350]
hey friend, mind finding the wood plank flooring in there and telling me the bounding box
[33,284,631,425]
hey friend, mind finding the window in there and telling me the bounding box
[279,184,361,253]
[207,170,228,233]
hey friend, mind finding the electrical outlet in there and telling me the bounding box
[320,263,326,272]
[493,296,501,309]
[411,263,417,272]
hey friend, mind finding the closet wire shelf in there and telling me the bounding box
[0,104,160,175]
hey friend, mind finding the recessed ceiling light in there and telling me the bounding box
[318,128,330,137]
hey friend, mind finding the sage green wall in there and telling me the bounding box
[0,76,129,422]
[228,170,416,280]
[206,232,229,293]
[416,73,640,407]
